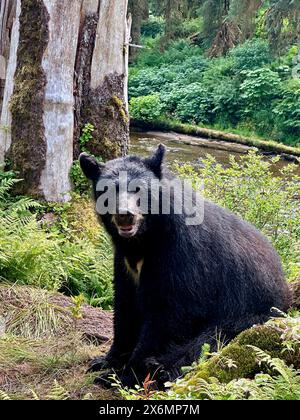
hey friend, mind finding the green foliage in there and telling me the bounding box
[167,359,300,400]
[175,152,300,278]
[70,294,85,320]
[273,80,300,137]
[70,160,90,195]
[130,94,164,122]
[135,39,203,68]
[129,29,300,145]
[211,78,242,126]
[0,391,11,401]
[230,39,272,73]
[141,16,164,38]
[129,67,177,98]
[46,380,70,401]
[0,171,114,309]
[79,123,95,152]
[172,82,214,124]
[240,68,282,112]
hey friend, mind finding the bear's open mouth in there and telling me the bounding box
[118,224,138,238]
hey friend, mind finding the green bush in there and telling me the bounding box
[130,94,164,122]
[240,68,282,113]
[175,152,300,279]
[182,17,204,37]
[230,39,272,73]
[141,16,164,38]
[172,83,215,124]
[135,39,202,68]
[129,37,300,145]
[129,67,177,98]
[273,80,300,138]
[211,79,242,126]
[70,160,91,195]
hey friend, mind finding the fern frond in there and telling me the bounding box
[0,390,11,400]
[247,346,293,382]
[47,381,70,401]
[30,390,40,400]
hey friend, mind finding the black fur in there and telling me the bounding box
[80,147,291,389]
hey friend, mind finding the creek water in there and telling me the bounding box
[130,130,300,176]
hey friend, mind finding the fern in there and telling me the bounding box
[0,170,114,306]
[30,390,40,400]
[46,381,70,401]
[0,390,11,400]
[247,346,292,382]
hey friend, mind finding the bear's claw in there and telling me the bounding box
[87,356,112,373]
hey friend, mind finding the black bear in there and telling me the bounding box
[80,145,291,388]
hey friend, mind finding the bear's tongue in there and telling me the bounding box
[120,225,134,232]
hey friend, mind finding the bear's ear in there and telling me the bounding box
[79,153,104,181]
[144,144,166,179]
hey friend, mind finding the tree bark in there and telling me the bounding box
[0,0,19,163]
[0,0,130,201]
[128,0,148,62]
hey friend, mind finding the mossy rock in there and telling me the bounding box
[173,322,300,395]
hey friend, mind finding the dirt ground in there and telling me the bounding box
[0,285,119,400]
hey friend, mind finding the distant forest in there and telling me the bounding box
[128,0,300,145]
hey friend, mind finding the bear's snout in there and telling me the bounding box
[115,212,135,227]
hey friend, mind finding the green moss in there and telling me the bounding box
[173,324,300,396]
[9,0,49,197]
[81,75,129,160]
[112,95,129,125]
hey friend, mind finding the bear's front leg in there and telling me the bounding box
[123,319,172,387]
[91,256,142,374]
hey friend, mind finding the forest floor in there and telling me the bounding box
[0,284,118,400]
[0,283,299,400]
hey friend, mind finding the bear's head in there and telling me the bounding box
[79,145,166,239]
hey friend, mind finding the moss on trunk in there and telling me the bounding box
[81,73,129,161]
[9,0,49,197]
[74,13,129,161]
[73,12,99,159]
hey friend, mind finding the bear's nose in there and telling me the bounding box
[115,211,135,227]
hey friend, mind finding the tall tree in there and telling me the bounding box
[266,0,300,53]
[0,0,131,201]
[128,0,149,61]
[0,1,17,137]
[200,0,263,56]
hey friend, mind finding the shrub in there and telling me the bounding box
[172,83,215,124]
[175,152,300,278]
[211,79,242,126]
[273,80,300,138]
[141,16,164,38]
[240,68,282,112]
[182,17,204,37]
[136,39,202,68]
[230,39,272,73]
[129,67,177,98]
[130,94,164,122]
[70,160,91,195]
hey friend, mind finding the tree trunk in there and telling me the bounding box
[128,0,148,62]
[0,0,19,164]
[0,0,130,201]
